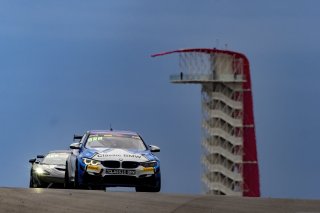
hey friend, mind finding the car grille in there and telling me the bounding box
[122,161,140,169]
[101,161,140,169]
[101,161,120,168]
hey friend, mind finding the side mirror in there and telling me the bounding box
[70,142,81,149]
[149,145,160,153]
[73,134,83,141]
[36,155,45,158]
[29,158,36,164]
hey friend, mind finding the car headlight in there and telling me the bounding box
[140,161,158,167]
[82,158,101,166]
[35,167,50,175]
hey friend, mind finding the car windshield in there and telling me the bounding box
[42,153,69,165]
[85,134,147,151]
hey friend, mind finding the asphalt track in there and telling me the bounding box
[0,188,320,213]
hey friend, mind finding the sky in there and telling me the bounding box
[0,0,320,199]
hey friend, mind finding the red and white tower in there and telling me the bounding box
[152,48,260,197]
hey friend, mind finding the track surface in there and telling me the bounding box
[0,188,320,213]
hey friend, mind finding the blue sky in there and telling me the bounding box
[0,0,319,199]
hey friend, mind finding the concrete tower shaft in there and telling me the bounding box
[152,48,260,197]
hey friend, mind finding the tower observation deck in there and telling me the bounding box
[152,48,260,197]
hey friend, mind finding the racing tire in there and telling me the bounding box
[29,175,34,188]
[135,176,161,192]
[89,186,105,190]
[33,181,45,188]
[64,163,74,189]
[74,160,80,189]
[29,173,45,188]
[74,160,86,189]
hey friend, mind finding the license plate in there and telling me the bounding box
[106,169,136,175]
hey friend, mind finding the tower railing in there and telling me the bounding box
[170,73,245,83]
[202,157,243,181]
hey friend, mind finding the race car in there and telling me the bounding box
[65,130,161,192]
[29,150,71,188]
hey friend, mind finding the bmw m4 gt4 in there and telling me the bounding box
[65,130,161,192]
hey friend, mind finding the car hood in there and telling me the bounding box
[81,148,157,162]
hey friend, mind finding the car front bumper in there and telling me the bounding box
[78,162,160,187]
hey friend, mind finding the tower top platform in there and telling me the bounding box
[152,48,249,84]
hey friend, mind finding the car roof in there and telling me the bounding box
[87,130,139,136]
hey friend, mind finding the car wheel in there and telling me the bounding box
[64,162,73,189]
[151,177,161,192]
[30,173,44,188]
[33,181,44,188]
[74,159,84,189]
[135,175,161,192]
[135,186,146,192]
[89,185,104,190]
[147,177,161,192]
[29,174,34,188]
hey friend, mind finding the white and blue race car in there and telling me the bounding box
[65,130,161,192]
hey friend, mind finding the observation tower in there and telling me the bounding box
[152,48,260,197]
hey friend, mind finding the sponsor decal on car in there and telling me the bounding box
[95,153,142,159]
[92,149,149,162]
[143,167,154,172]
[86,165,101,173]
